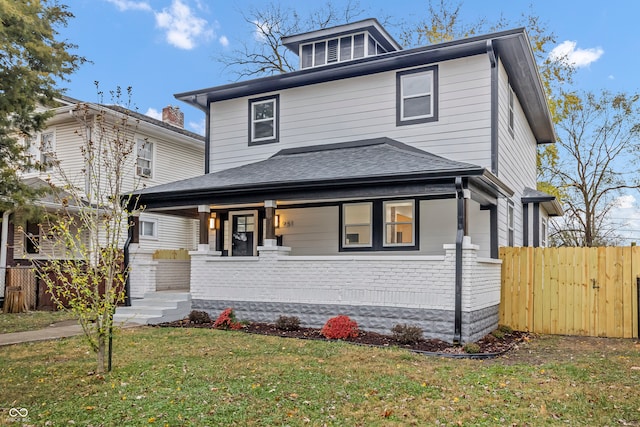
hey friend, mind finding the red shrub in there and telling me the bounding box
[212,308,243,330]
[320,315,359,339]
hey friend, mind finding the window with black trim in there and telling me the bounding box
[508,85,515,138]
[249,95,279,145]
[341,200,418,251]
[507,201,515,246]
[396,66,438,126]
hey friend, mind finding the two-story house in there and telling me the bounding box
[0,96,205,308]
[127,19,561,342]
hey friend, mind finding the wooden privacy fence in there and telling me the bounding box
[500,247,639,338]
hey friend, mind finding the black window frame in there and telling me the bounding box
[248,94,280,146]
[339,199,420,252]
[396,65,439,126]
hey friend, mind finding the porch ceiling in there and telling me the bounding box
[131,138,512,211]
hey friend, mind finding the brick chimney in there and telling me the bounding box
[162,105,184,128]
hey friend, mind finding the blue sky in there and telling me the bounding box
[58,0,640,241]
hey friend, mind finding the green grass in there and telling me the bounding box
[1,328,640,426]
[0,310,77,334]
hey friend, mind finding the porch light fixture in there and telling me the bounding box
[209,213,216,229]
[274,214,280,228]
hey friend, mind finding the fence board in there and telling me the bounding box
[500,246,640,339]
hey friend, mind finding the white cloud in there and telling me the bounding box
[105,0,151,12]
[155,0,214,50]
[253,20,274,42]
[145,107,162,120]
[219,35,229,47]
[188,119,206,136]
[608,75,615,80]
[616,194,636,209]
[549,40,604,68]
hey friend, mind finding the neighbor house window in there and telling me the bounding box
[136,139,153,178]
[139,219,157,239]
[343,202,372,247]
[541,218,548,247]
[396,66,438,126]
[507,201,515,246]
[40,132,55,169]
[249,95,279,145]
[508,85,515,137]
[25,221,40,254]
[384,200,415,246]
[341,200,418,251]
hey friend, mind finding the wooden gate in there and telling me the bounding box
[499,247,639,338]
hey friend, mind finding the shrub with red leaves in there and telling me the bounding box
[320,315,359,339]
[212,308,243,330]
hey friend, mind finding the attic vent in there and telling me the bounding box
[327,39,338,63]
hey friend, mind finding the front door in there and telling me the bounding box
[231,214,255,256]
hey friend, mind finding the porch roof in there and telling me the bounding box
[131,138,513,210]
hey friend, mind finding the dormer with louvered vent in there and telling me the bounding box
[282,18,402,70]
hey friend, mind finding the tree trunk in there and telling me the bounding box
[96,337,106,374]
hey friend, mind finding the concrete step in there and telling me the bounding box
[114,291,191,325]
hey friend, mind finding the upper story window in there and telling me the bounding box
[136,139,153,178]
[25,131,55,171]
[300,33,386,69]
[249,95,279,145]
[396,66,438,126]
[508,85,515,137]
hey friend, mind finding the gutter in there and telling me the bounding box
[454,178,465,344]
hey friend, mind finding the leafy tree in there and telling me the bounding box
[0,0,85,210]
[219,1,367,78]
[546,91,640,247]
[33,87,141,374]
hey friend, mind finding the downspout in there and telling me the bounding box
[487,40,499,175]
[454,178,465,344]
[204,99,211,174]
[0,210,11,304]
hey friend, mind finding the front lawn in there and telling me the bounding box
[0,310,77,334]
[1,327,639,426]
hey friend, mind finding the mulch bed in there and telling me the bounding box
[156,319,528,358]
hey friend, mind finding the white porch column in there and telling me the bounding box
[0,210,10,299]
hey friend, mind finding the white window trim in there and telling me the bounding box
[342,202,373,248]
[541,218,548,247]
[299,32,383,69]
[136,139,154,178]
[139,219,158,240]
[400,71,434,122]
[383,200,415,247]
[249,96,279,145]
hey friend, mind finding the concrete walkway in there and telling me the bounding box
[0,320,139,347]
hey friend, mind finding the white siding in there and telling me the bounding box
[275,206,338,255]
[138,213,198,251]
[496,60,539,247]
[209,55,492,173]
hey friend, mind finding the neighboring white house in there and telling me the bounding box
[0,97,205,306]
[128,19,561,342]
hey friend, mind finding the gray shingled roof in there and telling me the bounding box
[522,186,563,216]
[135,138,484,196]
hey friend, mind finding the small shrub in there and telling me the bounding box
[212,308,243,330]
[320,315,358,339]
[498,324,513,334]
[491,329,505,339]
[391,324,423,344]
[463,342,481,354]
[275,315,300,331]
[188,310,211,324]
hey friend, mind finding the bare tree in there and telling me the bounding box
[546,91,640,246]
[33,86,142,374]
[219,1,367,78]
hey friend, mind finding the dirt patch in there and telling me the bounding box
[156,319,528,357]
